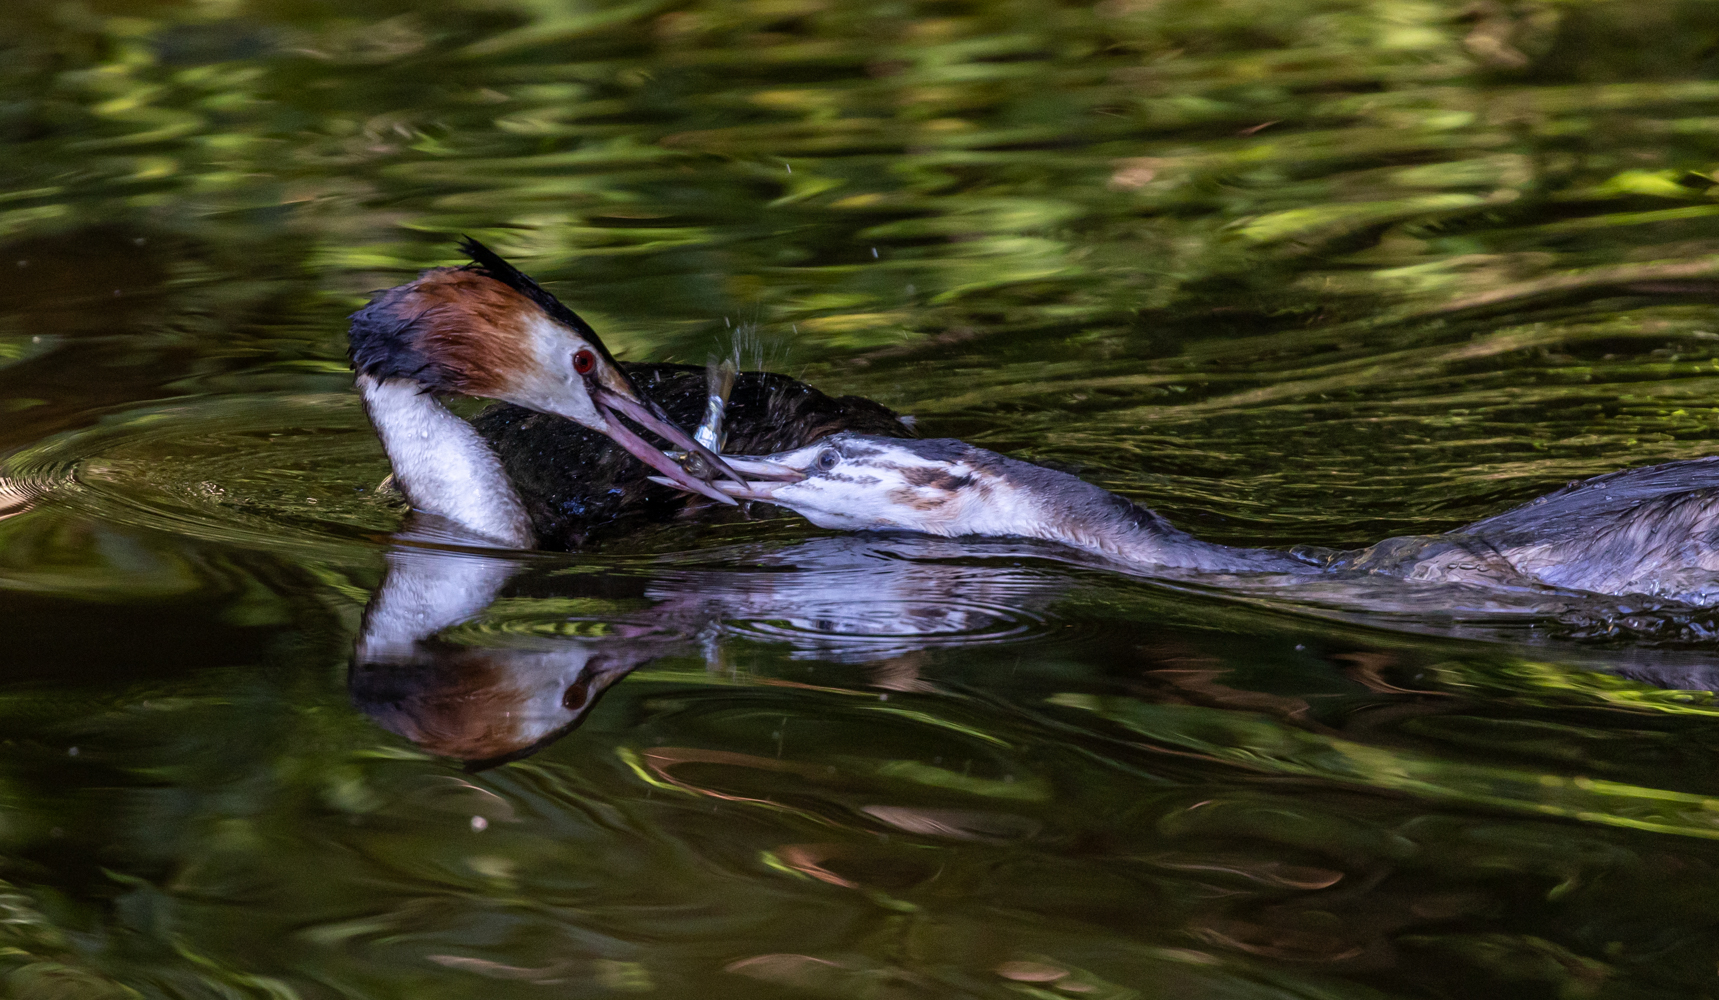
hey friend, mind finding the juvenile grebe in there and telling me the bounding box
[697,434,1719,606]
[349,240,908,549]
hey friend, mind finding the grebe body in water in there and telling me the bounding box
[704,434,1719,607]
[348,240,908,548]
[472,365,906,547]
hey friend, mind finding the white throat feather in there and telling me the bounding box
[358,374,534,548]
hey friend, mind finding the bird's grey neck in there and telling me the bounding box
[990,456,1303,575]
[357,375,535,548]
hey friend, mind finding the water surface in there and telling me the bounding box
[8,0,1719,996]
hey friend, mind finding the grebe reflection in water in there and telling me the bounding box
[350,531,1072,767]
[353,523,1719,768]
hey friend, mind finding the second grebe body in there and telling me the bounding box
[707,434,1719,607]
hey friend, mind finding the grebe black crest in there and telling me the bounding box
[347,240,911,548]
[695,434,1719,606]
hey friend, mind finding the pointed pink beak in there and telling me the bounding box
[647,455,805,501]
[592,387,747,506]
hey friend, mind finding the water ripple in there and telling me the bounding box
[3,392,398,555]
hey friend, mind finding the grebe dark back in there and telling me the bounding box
[699,434,1719,607]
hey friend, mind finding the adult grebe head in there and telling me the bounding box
[348,237,738,501]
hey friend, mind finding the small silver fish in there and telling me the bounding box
[681,358,737,481]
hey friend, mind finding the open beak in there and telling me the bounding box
[591,386,748,505]
[647,455,804,501]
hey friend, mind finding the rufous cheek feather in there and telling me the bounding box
[348,267,542,398]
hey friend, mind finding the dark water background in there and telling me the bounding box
[11,0,1719,996]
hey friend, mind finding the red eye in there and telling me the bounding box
[572,349,596,375]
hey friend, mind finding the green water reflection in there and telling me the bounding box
[9,0,1719,996]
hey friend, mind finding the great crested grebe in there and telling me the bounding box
[694,434,1719,607]
[348,240,909,548]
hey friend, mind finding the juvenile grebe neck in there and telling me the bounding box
[709,435,1307,575]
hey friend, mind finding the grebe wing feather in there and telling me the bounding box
[1461,456,1719,540]
[1456,457,1719,604]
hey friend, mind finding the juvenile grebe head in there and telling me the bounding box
[697,433,1042,536]
[349,238,738,501]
